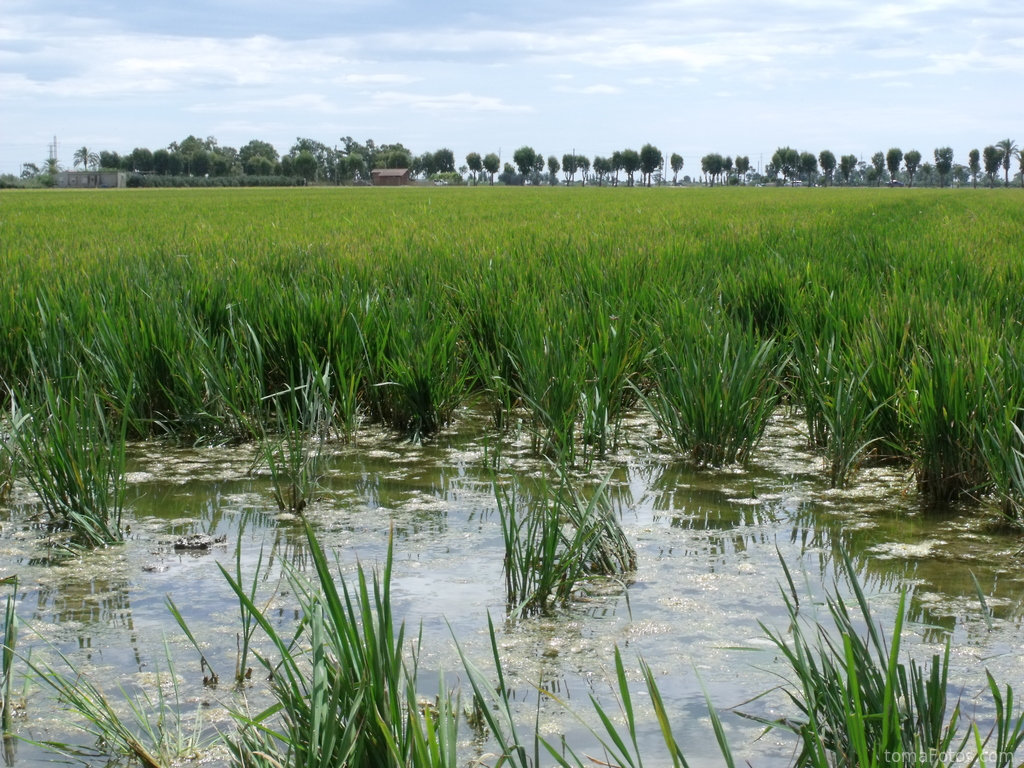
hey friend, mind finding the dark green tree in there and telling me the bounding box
[562,153,578,184]
[734,156,749,184]
[513,146,538,176]
[611,151,623,186]
[871,152,886,186]
[577,155,590,186]
[933,147,953,187]
[799,151,817,184]
[885,148,903,184]
[996,139,1017,186]
[701,153,723,185]
[983,145,1004,187]
[818,150,836,186]
[903,149,922,187]
[968,149,981,188]
[620,149,640,186]
[153,149,170,175]
[670,152,684,184]
[546,155,560,184]
[482,153,500,185]
[239,140,279,167]
[771,147,799,183]
[592,156,611,186]
[466,152,482,182]
[839,155,858,185]
[73,146,98,171]
[293,150,318,182]
[639,143,663,186]
[99,151,121,170]
[433,148,456,174]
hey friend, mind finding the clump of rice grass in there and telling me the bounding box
[9,376,128,547]
[508,306,588,465]
[156,312,269,442]
[749,551,1024,768]
[1,578,18,737]
[976,337,1024,524]
[496,467,635,618]
[794,335,883,488]
[218,521,460,768]
[580,303,644,464]
[364,292,470,440]
[27,639,214,768]
[639,315,785,467]
[0,432,13,503]
[903,321,992,505]
[253,365,333,513]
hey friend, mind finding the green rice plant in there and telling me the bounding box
[496,468,635,618]
[217,521,460,768]
[639,317,785,467]
[255,365,333,513]
[10,376,128,547]
[903,321,992,505]
[854,311,915,461]
[459,263,521,430]
[0,431,13,503]
[365,292,470,440]
[452,612,535,768]
[580,303,645,463]
[508,305,588,465]
[28,639,214,768]
[977,340,1024,524]
[794,335,884,488]
[978,673,1024,768]
[1,578,17,736]
[747,551,1000,768]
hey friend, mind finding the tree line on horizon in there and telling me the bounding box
[10,134,1024,189]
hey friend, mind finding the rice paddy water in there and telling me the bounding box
[1,187,1023,767]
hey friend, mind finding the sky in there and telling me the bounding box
[2,0,1023,175]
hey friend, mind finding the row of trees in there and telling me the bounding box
[18,135,1024,189]
[492,144,674,186]
[759,140,1023,188]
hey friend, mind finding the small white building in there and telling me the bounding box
[57,171,127,189]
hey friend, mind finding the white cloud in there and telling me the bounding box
[369,91,532,113]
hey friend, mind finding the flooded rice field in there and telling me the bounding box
[2,407,1023,767]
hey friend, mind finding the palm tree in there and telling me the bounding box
[73,146,99,171]
[43,157,62,175]
[996,138,1017,186]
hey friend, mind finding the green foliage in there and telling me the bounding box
[749,551,1024,768]
[4,188,1024,515]
[10,375,128,547]
[496,467,635,618]
[639,314,785,466]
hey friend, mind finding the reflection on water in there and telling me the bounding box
[0,412,1022,766]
